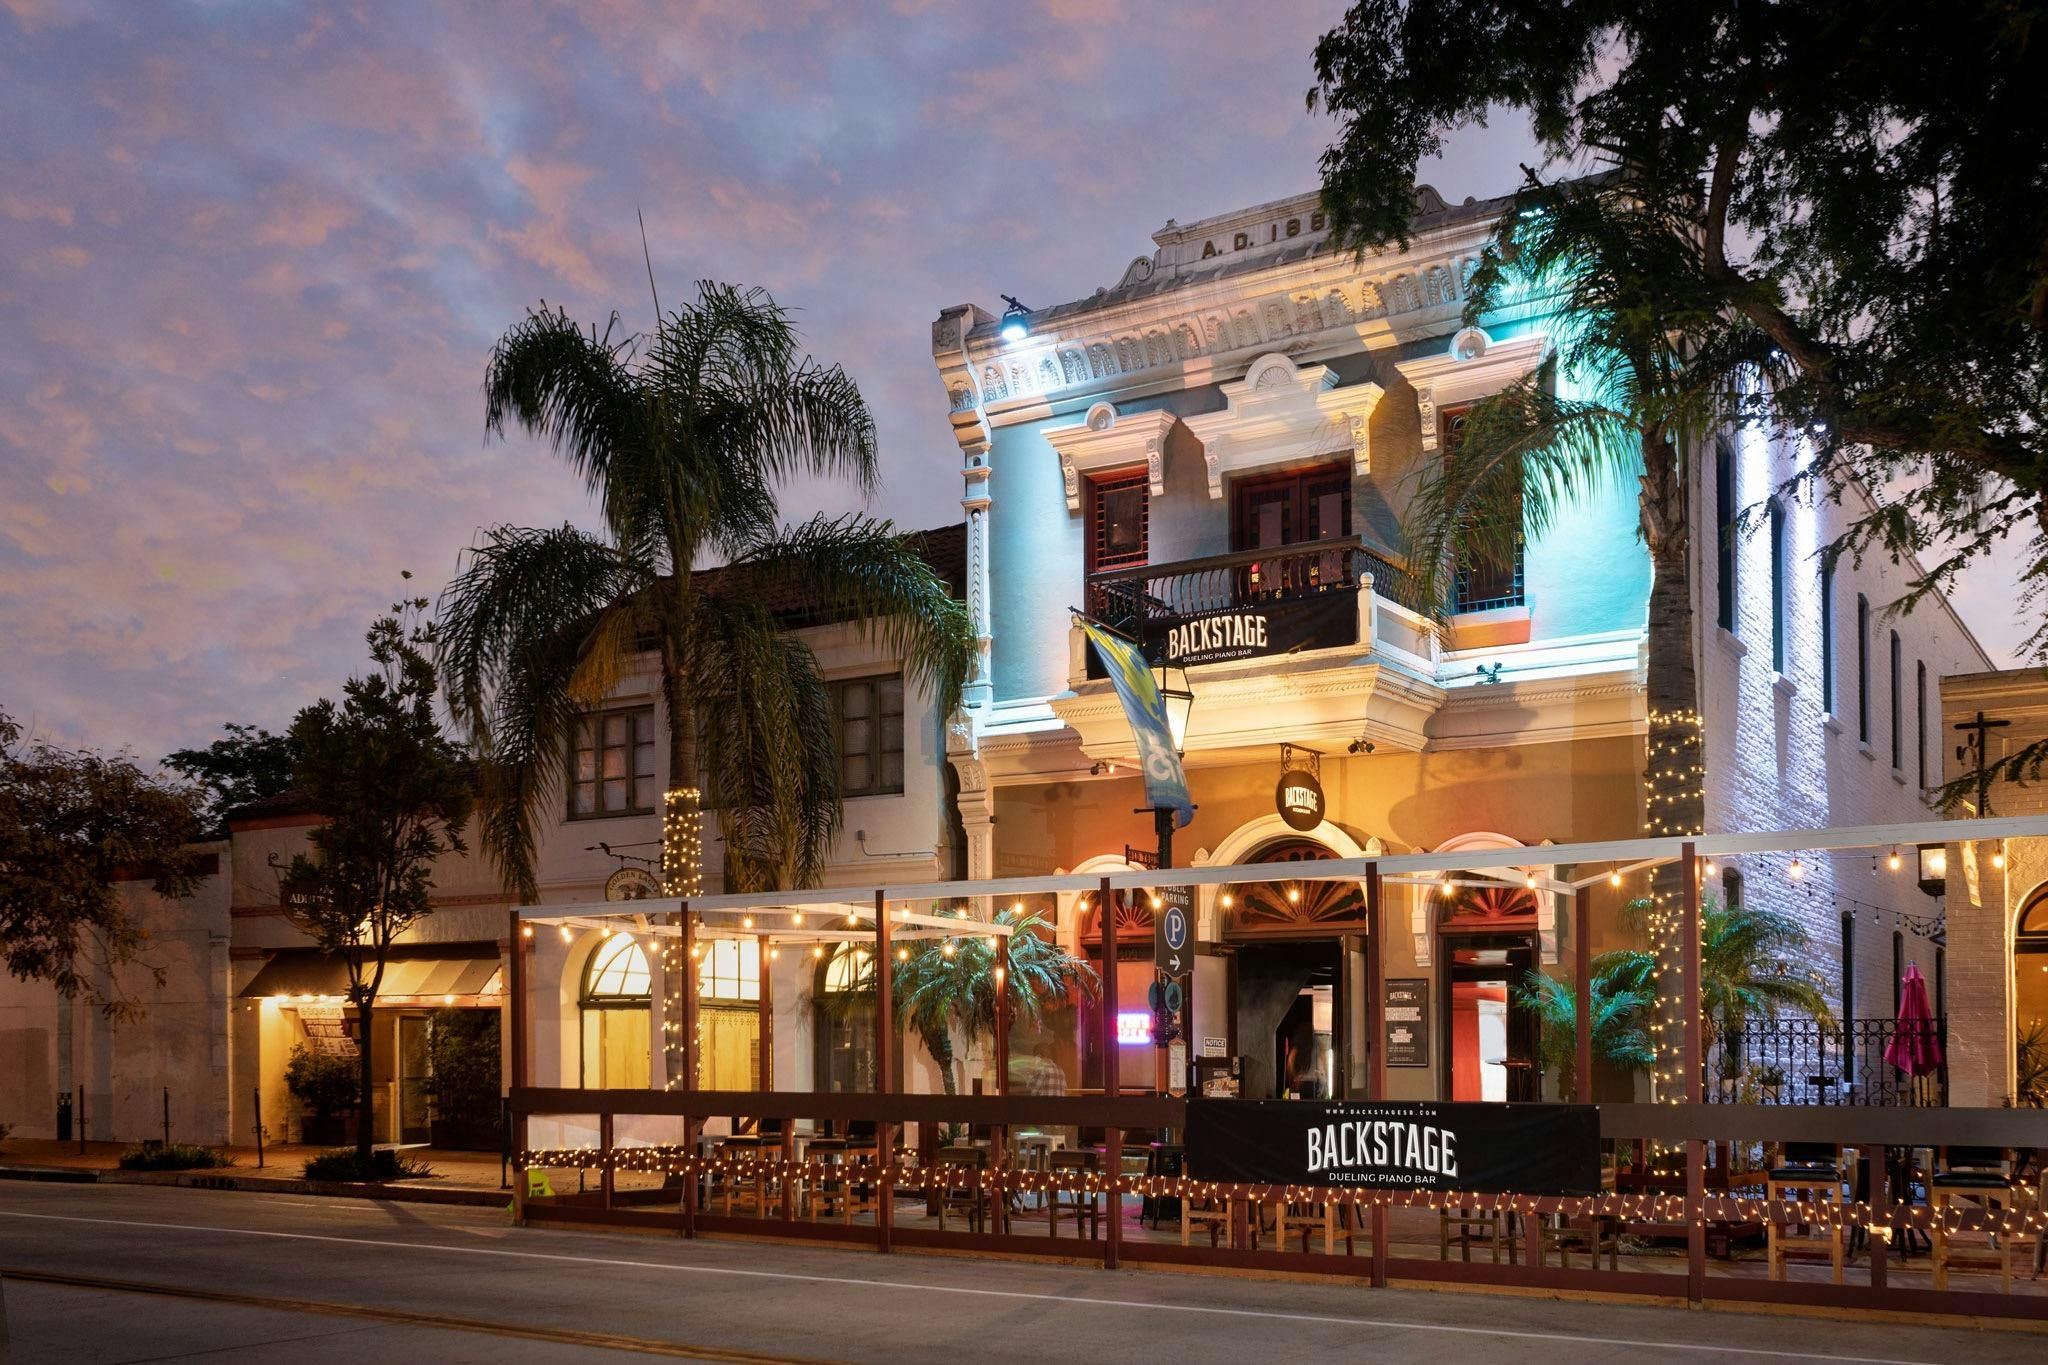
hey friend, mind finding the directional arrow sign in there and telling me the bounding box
[1153,885,1193,981]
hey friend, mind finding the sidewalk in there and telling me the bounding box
[0,1138,514,1205]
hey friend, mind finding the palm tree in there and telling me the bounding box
[1514,967,1656,1102]
[439,283,975,903]
[1601,893,1834,1064]
[817,906,1098,1096]
[1402,177,1768,1092]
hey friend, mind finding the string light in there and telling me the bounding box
[520,924,534,939]
[558,925,572,943]
[660,787,703,898]
[1286,886,1301,904]
[1992,844,2007,871]
[896,947,909,961]
[1887,847,1903,872]
[1609,870,1623,889]
[1220,891,1233,909]
[1787,857,1805,881]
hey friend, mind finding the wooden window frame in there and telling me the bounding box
[567,704,657,819]
[1085,470,1150,576]
[833,673,906,798]
[1228,461,1352,552]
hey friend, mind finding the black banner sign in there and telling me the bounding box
[1185,1098,1600,1194]
[1156,591,1354,667]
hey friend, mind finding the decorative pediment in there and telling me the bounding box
[1181,352,1384,498]
[1393,327,1550,454]
[1042,403,1176,511]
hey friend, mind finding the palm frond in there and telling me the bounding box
[484,309,647,518]
[730,514,975,711]
[435,525,642,899]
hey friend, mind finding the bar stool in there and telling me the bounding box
[1931,1145,2017,1293]
[1766,1141,1844,1284]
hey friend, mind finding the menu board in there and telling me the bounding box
[296,1002,360,1058]
[1384,978,1429,1068]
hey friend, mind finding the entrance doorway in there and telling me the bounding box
[1222,839,1370,1099]
[1441,939,1540,1102]
[397,1013,432,1144]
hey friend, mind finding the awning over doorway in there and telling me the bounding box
[239,941,503,1002]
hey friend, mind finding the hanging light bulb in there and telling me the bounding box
[558,925,573,943]
[741,915,753,930]
[521,924,534,939]
[1524,873,1538,890]
[1609,870,1623,889]
[1787,857,1805,881]
[1993,845,2008,870]
[812,945,824,959]
[1703,859,1716,878]
[1286,885,1301,904]
[600,924,612,938]
[768,947,780,961]
[1077,897,1090,912]
[1220,890,1234,910]
[941,941,956,958]
[1149,892,1162,909]
[1011,901,1023,915]
[1888,848,1903,872]
[897,946,909,961]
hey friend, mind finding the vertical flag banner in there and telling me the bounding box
[1076,616,1193,827]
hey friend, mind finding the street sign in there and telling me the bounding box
[1153,885,1193,979]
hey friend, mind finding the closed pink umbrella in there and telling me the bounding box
[1883,962,1945,1083]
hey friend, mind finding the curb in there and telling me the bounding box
[100,1169,508,1207]
[0,1165,99,1184]
[0,1161,506,1207]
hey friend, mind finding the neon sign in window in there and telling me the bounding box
[1116,1012,1152,1045]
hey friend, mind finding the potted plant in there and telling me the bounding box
[285,1044,359,1145]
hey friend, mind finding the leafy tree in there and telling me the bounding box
[422,1008,503,1148]
[816,906,1097,1096]
[1514,967,1655,1102]
[1403,180,1761,1086]
[0,710,203,1015]
[279,595,472,1169]
[165,723,299,832]
[439,284,973,906]
[1311,0,2048,716]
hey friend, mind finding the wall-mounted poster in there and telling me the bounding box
[1384,978,1428,1068]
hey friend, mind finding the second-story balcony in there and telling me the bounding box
[1082,536,1427,677]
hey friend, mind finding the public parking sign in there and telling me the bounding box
[1154,886,1193,979]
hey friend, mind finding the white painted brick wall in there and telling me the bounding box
[1694,423,1990,1048]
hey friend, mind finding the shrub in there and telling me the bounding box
[118,1142,234,1171]
[303,1148,434,1182]
[284,1045,358,1120]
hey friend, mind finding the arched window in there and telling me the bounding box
[580,934,651,1090]
[813,946,876,1094]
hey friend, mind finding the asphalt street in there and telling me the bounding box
[0,1181,2041,1364]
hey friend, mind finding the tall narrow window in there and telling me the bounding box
[1891,931,1906,1015]
[1856,595,1871,743]
[834,674,905,797]
[1889,630,1903,769]
[568,706,657,818]
[1768,498,1787,673]
[1085,471,1149,574]
[1819,559,1836,714]
[1715,440,1736,631]
[1840,911,1856,1018]
[1916,660,1928,787]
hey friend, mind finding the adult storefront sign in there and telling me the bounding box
[1184,1098,1600,1194]
[1158,591,1353,667]
[1275,768,1324,831]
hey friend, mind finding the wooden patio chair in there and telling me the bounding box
[1279,1196,1355,1255]
[808,1143,879,1225]
[1048,1149,1102,1240]
[933,1146,999,1234]
[1766,1141,1844,1284]
[1931,1145,2019,1293]
[1438,1204,1520,1264]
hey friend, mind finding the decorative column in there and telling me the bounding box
[961,445,994,711]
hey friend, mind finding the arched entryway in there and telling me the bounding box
[1215,835,1373,1102]
[579,933,652,1090]
[1435,879,1542,1102]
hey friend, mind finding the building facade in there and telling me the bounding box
[930,184,1988,1105]
[0,528,967,1145]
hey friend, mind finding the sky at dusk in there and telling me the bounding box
[0,1,2025,763]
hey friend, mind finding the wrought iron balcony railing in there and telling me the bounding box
[1704,1015,1948,1107]
[1084,537,1426,665]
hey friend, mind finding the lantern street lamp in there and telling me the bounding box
[998,294,1031,344]
[1916,843,1948,898]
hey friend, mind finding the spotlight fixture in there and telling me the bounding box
[1347,736,1377,755]
[998,294,1031,343]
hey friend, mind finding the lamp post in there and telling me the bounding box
[1152,660,1194,870]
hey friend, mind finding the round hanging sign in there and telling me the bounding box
[1275,769,1325,832]
[605,867,661,901]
